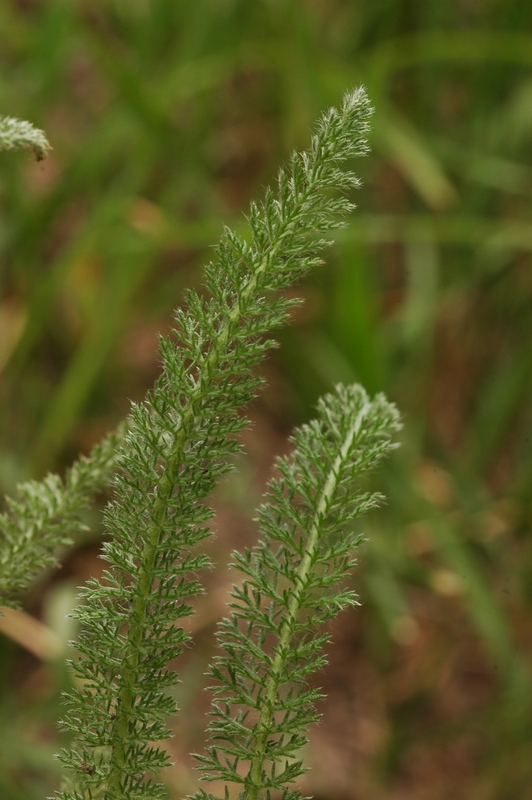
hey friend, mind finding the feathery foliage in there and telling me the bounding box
[194,384,400,800]
[0,115,51,160]
[0,428,123,611]
[54,88,374,800]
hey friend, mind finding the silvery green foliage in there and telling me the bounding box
[54,88,374,800]
[0,115,51,160]
[0,428,123,611]
[194,384,400,800]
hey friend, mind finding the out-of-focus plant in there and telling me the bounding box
[0,115,51,160]
[0,428,123,612]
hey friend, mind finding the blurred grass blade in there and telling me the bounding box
[377,111,457,211]
[464,344,532,476]
[428,510,530,713]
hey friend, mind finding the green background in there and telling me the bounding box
[1,1,532,798]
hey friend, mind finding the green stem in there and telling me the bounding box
[244,401,370,800]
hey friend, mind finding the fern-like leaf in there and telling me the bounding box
[194,384,400,800]
[0,428,123,611]
[55,88,373,800]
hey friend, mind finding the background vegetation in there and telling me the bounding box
[0,1,531,799]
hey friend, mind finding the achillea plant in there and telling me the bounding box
[0,114,51,160]
[1,88,400,800]
[0,428,123,611]
[0,116,116,612]
[195,384,399,800]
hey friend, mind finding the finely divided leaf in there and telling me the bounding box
[55,89,374,800]
[194,385,400,800]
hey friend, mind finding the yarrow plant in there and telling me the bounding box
[0,114,51,160]
[0,428,123,611]
[0,89,400,800]
[194,385,399,800]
